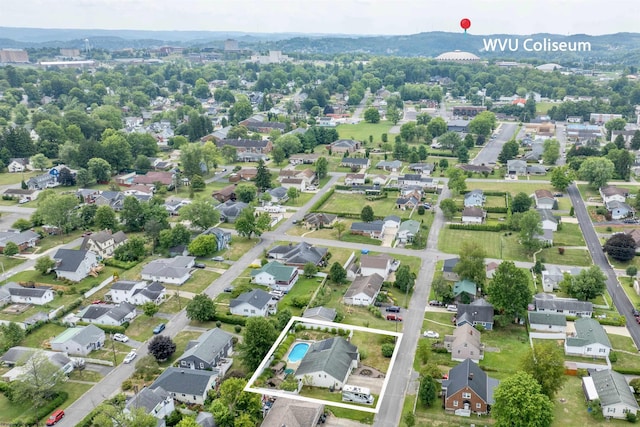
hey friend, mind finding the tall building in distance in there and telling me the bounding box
[224,39,240,52]
[250,50,291,65]
[0,49,29,63]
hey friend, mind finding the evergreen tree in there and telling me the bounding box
[254,159,272,191]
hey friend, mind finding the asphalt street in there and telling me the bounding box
[568,184,640,350]
[471,122,519,166]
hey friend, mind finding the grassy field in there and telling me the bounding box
[319,192,407,218]
[438,228,528,260]
[554,223,586,247]
[337,121,394,142]
[538,248,592,267]
[279,276,324,316]
[467,180,554,195]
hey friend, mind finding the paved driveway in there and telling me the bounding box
[346,375,384,395]
[381,227,397,247]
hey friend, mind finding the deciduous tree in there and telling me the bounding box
[11,351,66,407]
[238,318,278,371]
[148,335,176,361]
[235,183,257,203]
[604,233,636,261]
[566,265,606,301]
[364,107,380,123]
[519,210,543,254]
[361,205,375,222]
[394,265,416,293]
[512,192,532,213]
[453,242,487,289]
[542,139,560,165]
[439,198,458,220]
[520,341,566,398]
[418,375,438,408]
[578,157,614,188]
[315,157,328,180]
[188,234,218,257]
[35,256,55,275]
[94,205,117,231]
[492,371,554,427]
[186,294,216,322]
[179,199,220,231]
[550,165,574,191]
[488,261,531,321]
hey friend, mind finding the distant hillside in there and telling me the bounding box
[0,27,639,63]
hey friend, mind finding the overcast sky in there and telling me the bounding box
[1,0,638,36]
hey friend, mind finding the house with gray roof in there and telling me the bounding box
[600,185,628,204]
[52,249,99,282]
[538,209,560,231]
[177,328,233,371]
[294,337,359,388]
[455,299,494,330]
[527,164,547,175]
[230,289,277,317]
[215,200,249,223]
[606,200,633,220]
[80,230,127,259]
[141,256,195,285]
[50,324,105,356]
[462,207,486,224]
[302,306,337,322]
[330,139,360,154]
[443,258,460,281]
[582,369,639,420]
[376,160,402,171]
[464,190,485,207]
[343,273,384,306]
[267,242,328,267]
[267,186,289,203]
[566,317,611,358]
[534,293,593,317]
[409,163,435,175]
[397,220,421,243]
[0,348,74,382]
[340,158,370,169]
[0,230,40,253]
[251,261,299,292]
[541,265,581,293]
[444,323,484,362]
[441,358,499,415]
[124,386,175,421]
[27,173,56,190]
[0,282,54,305]
[350,220,386,239]
[107,280,166,305]
[528,312,567,333]
[303,213,337,229]
[76,302,137,327]
[261,397,325,427]
[507,159,527,176]
[150,367,219,405]
[200,227,231,252]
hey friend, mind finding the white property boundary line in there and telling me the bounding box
[244,316,403,414]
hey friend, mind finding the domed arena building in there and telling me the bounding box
[435,50,480,62]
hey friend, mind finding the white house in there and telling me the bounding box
[150,367,219,405]
[250,261,299,292]
[345,173,365,186]
[52,249,99,282]
[229,289,277,317]
[0,282,54,305]
[538,209,559,231]
[565,318,611,358]
[600,185,627,204]
[80,230,128,259]
[583,369,639,420]
[7,158,30,173]
[50,324,106,356]
[294,337,359,389]
[527,312,567,333]
[76,302,137,327]
[462,207,485,224]
[360,254,394,280]
[125,387,175,421]
[533,189,555,210]
[141,256,195,285]
[463,190,485,207]
[107,280,166,305]
[343,273,384,306]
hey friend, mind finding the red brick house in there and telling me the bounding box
[441,358,499,415]
[212,184,237,203]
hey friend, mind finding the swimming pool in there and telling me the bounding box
[287,342,310,363]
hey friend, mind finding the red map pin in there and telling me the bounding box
[460,18,471,34]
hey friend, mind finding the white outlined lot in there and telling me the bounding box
[244,316,403,414]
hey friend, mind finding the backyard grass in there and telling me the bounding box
[553,223,587,247]
[279,276,324,316]
[284,191,315,207]
[467,180,554,195]
[484,195,507,208]
[159,295,191,314]
[0,256,27,273]
[220,237,260,261]
[158,330,201,368]
[34,229,87,253]
[337,121,394,142]
[20,323,67,348]
[126,315,162,342]
[438,228,527,260]
[620,277,640,309]
[538,248,592,267]
[68,369,104,382]
[160,270,220,295]
[302,387,375,424]
[319,192,409,219]
[8,267,122,290]
[607,254,640,271]
[350,330,393,374]
[480,325,531,380]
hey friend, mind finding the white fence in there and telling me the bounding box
[84,275,115,298]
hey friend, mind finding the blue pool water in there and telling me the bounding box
[288,342,310,363]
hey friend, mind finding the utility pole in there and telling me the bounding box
[110,333,117,366]
[175,290,181,311]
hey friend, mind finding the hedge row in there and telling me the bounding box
[461,190,507,197]
[214,313,247,326]
[309,187,335,212]
[75,321,127,334]
[103,258,141,270]
[596,317,626,327]
[15,391,68,426]
[486,207,508,214]
[273,334,296,362]
[613,367,640,375]
[448,223,509,232]
[54,297,83,320]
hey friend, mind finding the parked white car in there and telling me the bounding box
[123,351,137,364]
[423,331,440,339]
[446,305,458,312]
[113,333,129,343]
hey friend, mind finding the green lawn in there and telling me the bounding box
[480,325,531,380]
[467,181,554,195]
[159,295,191,314]
[302,386,375,424]
[554,223,586,247]
[0,171,40,186]
[438,228,526,260]
[484,195,507,208]
[126,315,162,342]
[219,237,260,261]
[337,120,394,142]
[319,192,408,219]
[538,248,592,267]
[20,323,67,348]
[284,191,314,207]
[34,229,87,253]
[8,267,122,291]
[163,270,220,295]
[0,256,27,272]
[279,277,324,315]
